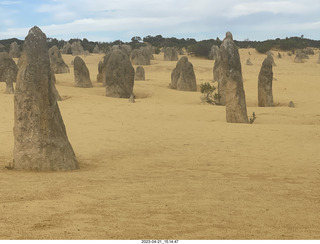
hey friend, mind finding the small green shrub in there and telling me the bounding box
[256,42,274,53]
[200,82,221,105]
[200,82,216,94]
[249,112,256,124]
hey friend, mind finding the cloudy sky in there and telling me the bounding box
[0,0,320,42]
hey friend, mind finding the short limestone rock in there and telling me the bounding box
[0,52,18,94]
[220,32,249,123]
[9,42,21,58]
[294,50,309,63]
[13,26,78,171]
[111,44,132,57]
[93,44,101,54]
[258,57,274,107]
[104,49,135,98]
[129,94,135,103]
[141,46,154,60]
[303,47,314,55]
[61,42,72,54]
[74,56,93,88]
[49,46,70,74]
[135,66,145,81]
[170,56,197,91]
[121,44,132,57]
[164,47,178,61]
[213,49,222,82]
[71,41,84,56]
[178,48,185,55]
[97,60,105,83]
[131,49,150,65]
[208,45,219,60]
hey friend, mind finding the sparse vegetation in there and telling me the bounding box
[187,38,222,57]
[2,35,319,55]
[255,37,320,53]
[256,41,275,53]
[249,112,257,124]
[200,82,221,105]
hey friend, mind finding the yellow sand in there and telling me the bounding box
[0,49,319,240]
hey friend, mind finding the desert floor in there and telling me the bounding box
[0,49,319,240]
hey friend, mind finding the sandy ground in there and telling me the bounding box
[0,49,319,240]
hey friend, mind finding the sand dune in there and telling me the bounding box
[0,49,319,239]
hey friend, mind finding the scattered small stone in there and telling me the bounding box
[129,94,135,103]
[5,161,14,170]
[246,58,253,65]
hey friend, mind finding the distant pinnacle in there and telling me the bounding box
[225,31,233,40]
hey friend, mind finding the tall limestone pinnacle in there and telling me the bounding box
[13,26,78,171]
[258,56,274,107]
[220,31,249,123]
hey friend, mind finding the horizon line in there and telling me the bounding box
[1,35,319,43]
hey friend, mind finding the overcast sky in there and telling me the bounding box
[0,0,320,42]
